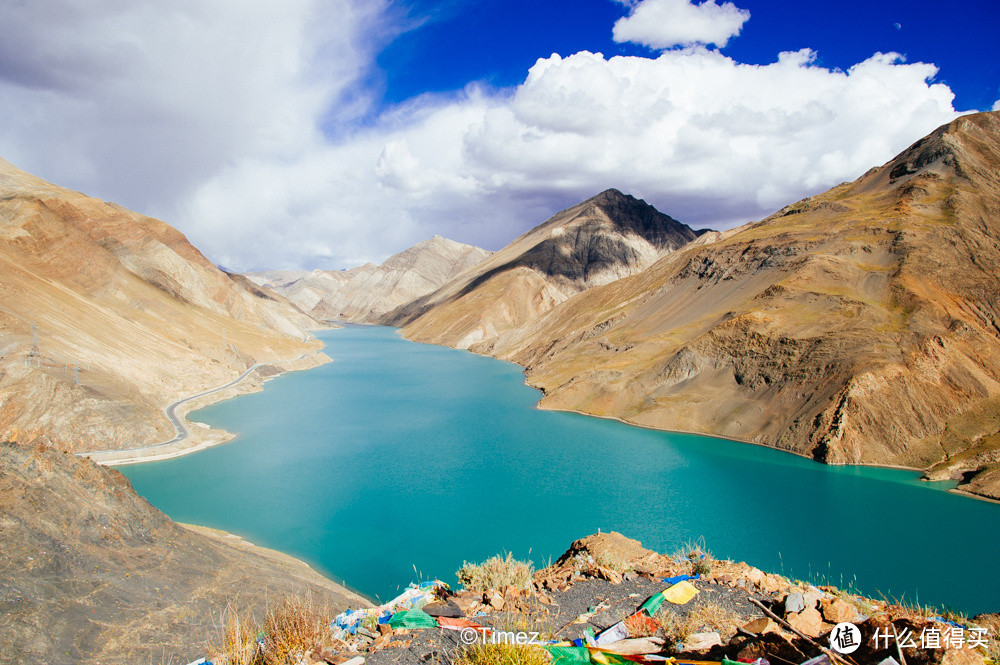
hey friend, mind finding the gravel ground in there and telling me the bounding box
[363,576,769,664]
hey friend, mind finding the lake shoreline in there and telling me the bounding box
[79,351,331,466]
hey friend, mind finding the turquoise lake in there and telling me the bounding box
[122,325,1000,614]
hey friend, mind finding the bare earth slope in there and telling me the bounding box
[0,442,368,665]
[384,189,701,348]
[0,157,321,452]
[247,235,492,324]
[393,112,1000,499]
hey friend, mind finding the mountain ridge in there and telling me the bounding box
[382,188,702,349]
[389,111,1000,500]
[0,156,322,453]
[247,234,492,324]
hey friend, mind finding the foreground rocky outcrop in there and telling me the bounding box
[389,112,1000,500]
[247,235,492,324]
[383,189,702,349]
[0,157,322,453]
[0,441,368,665]
[228,531,998,665]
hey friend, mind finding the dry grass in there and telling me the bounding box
[660,605,741,649]
[210,602,265,665]
[455,642,550,665]
[261,595,336,665]
[454,607,552,665]
[670,537,713,576]
[457,553,534,592]
[209,595,337,665]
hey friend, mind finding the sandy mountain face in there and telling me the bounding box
[0,442,367,665]
[0,157,321,452]
[390,112,1000,500]
[383,189,702,349]
[247,235,492,324]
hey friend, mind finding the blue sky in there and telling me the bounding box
[0,0,997,270]
[377,0,998,112]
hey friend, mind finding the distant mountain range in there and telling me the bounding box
[381,112,1000,501]
[381,188,702,348]
[5,115,1000,499]
[246,235,492,324]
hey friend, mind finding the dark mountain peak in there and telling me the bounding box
[574,188,697,250]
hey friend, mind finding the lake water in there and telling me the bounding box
[122,326,1000,614]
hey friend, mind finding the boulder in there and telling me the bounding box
[802,587,825,610]
[784,592,806,614]
[786,608,825,638]
[821,598,858,624]
[742,617,781,635]
[485,590,505,611]
[683,632,723,652]
[554,532,657,570]
[422,600,462,618]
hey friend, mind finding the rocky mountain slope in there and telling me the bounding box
[247,235,492,324]
[383,189,702,349]
[391,112,1000,500]
[0,157,321,453]
[0,442,368,665]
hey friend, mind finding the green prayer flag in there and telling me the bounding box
[387,609,438,629]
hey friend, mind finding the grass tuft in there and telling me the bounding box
[660,605,741,649]
[261,595,336,665]
[209,595,337,665]
[210,601,265,665]
[457,553,534,592]
[670,537,713,576]
[455,642,550,665]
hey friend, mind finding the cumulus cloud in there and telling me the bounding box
[612,0,751,49]
[0,1,965,271]
[184,47,957,269]
[993,99,1000,111]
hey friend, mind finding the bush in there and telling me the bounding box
[457,553,533,592]
[660,604,741,649]
[209,595,337,665]
[262,595,335,665]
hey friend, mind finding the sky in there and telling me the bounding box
[0,0,998,271]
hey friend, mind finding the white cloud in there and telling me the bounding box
[181,47,959,270]
[612,0,751,49]
[0,0,391,217]
[993,99,1000,111]
[0,2,966,272]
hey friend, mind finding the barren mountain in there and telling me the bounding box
[0,442,367,665]
[0,157,321,452]
[393,112,1000,500]
[247,235,492,323]
[383,189,702,348]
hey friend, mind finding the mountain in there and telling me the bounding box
[391,112,1000,500]
[246,235,492,324]
[0,442,367,664]
[0,157,321,452]
[382,189,702,349]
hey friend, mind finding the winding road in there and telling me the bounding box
[76,356,307,462]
